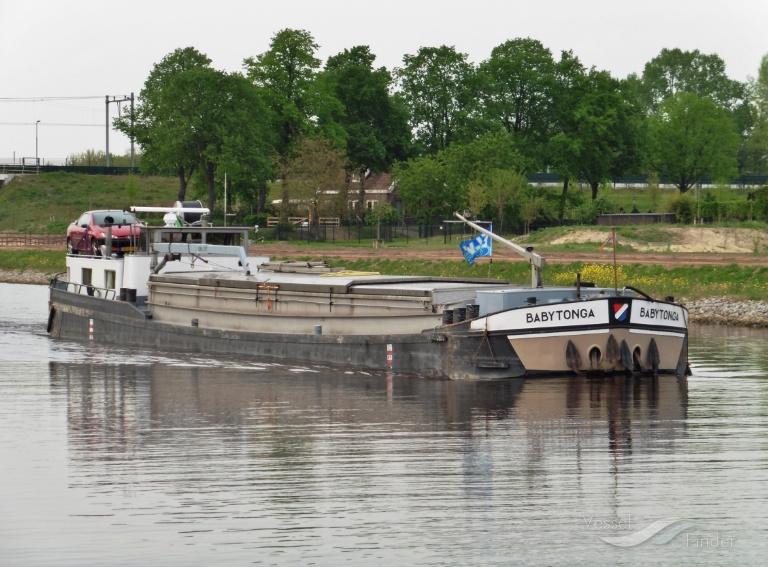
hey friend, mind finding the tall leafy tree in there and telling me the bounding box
[115,47,212,200]
[322,46,411,216]
[753,54,768,115]
[646,92,739,192]
[395,46,476,154]
[244,29,345,210]
[244,29,329,154]
[213,74,276,214]
[545,50,587,217]
[173,68,274,211]
[743,54,768,174]
[476,38,556,166]
[636,48,746,114]
[563,69,644,200]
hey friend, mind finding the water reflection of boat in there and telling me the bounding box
[49,362,687,452]
[47,207,689,380]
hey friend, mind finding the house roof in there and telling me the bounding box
[361,172,394,194]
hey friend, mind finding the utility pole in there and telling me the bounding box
[105,93,135,167]
[35,120,40,164]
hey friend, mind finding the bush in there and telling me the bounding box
[663,192,695,224]
[243,213,269,230]
[572,195,616,224]
[753,185,768,221]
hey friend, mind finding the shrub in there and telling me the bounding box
[663,192,694,224]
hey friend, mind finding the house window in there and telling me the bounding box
[366,200,378,210]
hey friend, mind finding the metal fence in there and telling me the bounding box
[270,220,579,244]
[0,233,66,248]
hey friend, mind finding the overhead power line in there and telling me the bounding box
[0,96,106,102]
[0,121,105,127]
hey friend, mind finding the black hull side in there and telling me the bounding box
[48,289,526,380]
[48,289,689,380]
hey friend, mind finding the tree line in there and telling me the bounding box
[112,30,768,229]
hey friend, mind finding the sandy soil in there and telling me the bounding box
[546,227,768,254]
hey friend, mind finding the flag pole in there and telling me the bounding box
[612,227,617,293]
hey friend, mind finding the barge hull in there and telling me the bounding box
[49,288,687,379]
[48,288,526,380]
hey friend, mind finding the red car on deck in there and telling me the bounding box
[66,210,144,256]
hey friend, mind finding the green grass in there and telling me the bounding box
[0,172,179,232]
[0,250,65,274]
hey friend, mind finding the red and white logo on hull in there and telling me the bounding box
[613,303,629,322]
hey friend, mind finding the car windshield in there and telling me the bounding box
[92,212,139,226]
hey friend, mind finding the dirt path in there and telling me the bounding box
[251,244,768,268]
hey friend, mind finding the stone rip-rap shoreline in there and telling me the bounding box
[2,270,767,328]
[682,296,768,328]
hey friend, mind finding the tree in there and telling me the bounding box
[636,48,745,114]
[322,46,411,218]
[279,137,348,236]
[753,54,768,116]
[441,131,528,189]
[244,29,324,154]
[465,178,488,220]
[114,47,212,201]
[365,202,400,241]
[753,184,768,221]
[392,154,458,225]
[212,74,276,214]
[743,118,768,175]
[163,67,273,211]
[743,54,768,174]
[646,92,740,192]
[244,29,345,211]
[547,50,587,218]
[570,70,644,199]
[395,46,476,154]
[483,169,528,233]
[520,195,545,235]
[476,38,556,166]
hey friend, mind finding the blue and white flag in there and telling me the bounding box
[458,232,492,266]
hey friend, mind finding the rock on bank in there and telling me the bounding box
[685,297,768,328]
[0,270,53,285]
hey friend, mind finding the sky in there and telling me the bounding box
[1,0,766,163]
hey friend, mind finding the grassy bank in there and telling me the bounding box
[0,172,178,233]
[0,250,64,274]
[5,248,765,301]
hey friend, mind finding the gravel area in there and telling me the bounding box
[0,270,53,285]
[684,297,768,328]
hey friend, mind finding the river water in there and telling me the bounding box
[1,283,767,566]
